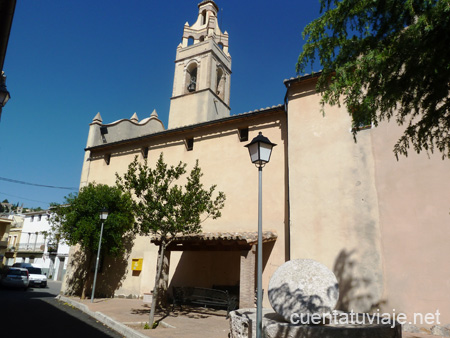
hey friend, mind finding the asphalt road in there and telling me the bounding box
[0,280,122,338]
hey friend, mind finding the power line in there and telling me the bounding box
[0,191,52,205]
[0,176,78,191]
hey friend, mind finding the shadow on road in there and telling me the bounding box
[0,286,120,337]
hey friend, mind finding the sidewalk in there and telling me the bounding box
[57,295,230,338]
[56,295,446,338]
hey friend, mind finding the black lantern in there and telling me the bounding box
[0,73,10,107]
[245,132,276,167]
[100,208,109,220]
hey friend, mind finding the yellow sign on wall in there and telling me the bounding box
[131,258,143,271]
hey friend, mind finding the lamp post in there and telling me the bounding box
[0,72,10,106]
[0,72,10,120]
[91,208,108,303]
[245,132,276,338]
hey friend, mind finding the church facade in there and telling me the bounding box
[62,0,450,326]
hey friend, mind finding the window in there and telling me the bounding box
[351,116,372,132]
[27,267,42,274]
[201,10,207,25]
[141,147,149,159]
[187,36,194,46]
[238,128,249,142]
[100,126,108,143]
[185,138,194,151]
[350,106,372,132]
[186,63,198,93]
[352,120,372,131]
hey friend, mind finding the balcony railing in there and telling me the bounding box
[17,242,46,252]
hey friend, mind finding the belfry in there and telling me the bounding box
[168,0,231,129]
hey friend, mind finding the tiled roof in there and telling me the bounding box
[85,104,285,151]
[151,230,278,246]
[173,104,284,130]
[283,71,322,86]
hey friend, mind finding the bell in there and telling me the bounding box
[187,82,196,92]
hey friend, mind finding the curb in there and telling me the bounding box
[56,295,149,338]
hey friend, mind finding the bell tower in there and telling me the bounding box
[168,0,231,129]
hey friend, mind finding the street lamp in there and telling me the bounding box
[0,73,10,120]
[245,132,276,338]
[91,208,108,302]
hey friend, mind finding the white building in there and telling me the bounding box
[14,210,70,281]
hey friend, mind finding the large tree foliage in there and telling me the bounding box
[50,183,135,298]
[297,0,450,158]
[116,153,226,327]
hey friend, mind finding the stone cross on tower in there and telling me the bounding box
[168,0,231,129]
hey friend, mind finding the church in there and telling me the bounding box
[62,0,450,325]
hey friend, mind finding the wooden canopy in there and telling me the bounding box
[151,231,277,251]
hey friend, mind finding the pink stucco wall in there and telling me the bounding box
[371,120,450,324]
[287,76,450,326]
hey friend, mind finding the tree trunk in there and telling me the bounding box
[81,251,93,299]
[149,242,166,327]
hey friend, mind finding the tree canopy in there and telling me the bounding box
[297,0,450,158]
[50,183,135,257]
[116,153,226,327]
[116,153,226,241]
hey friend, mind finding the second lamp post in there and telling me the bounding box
[91,208,109,303]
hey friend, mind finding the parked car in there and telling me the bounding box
[12,262,32,268]
[27,266,47,288]
[12,263,47,288]
[0,267,29,290]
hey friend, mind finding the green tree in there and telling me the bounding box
[50,183,135,298]
[116,153,226,327]
[297,0,450,158]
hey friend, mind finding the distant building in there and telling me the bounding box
[63,0,450,327]
[0,202,13,213]
[0,216,13,267]
[4,210,70,281]
[1,214,23,267]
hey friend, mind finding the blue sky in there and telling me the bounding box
[0,0,322,209]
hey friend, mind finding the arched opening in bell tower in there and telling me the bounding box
[216,67,225,100]
[201,10,207,25]
[186,62,198,93]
